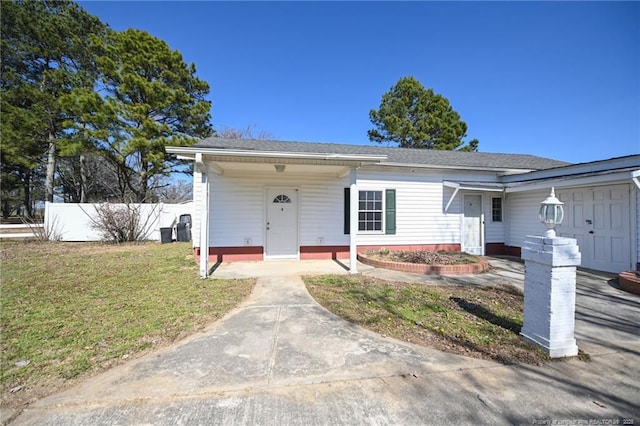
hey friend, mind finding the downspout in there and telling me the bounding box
[349,167,358,273]
[196,153,209,278]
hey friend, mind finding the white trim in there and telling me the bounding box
[632,170,640,190]
[355,187,386,235]
[504,170,636,193]
[501,155,640,183]
[382,162,535,173]
[490,196,504,223]
[445,187,460,213]
[166,146,387,163]
[443,180,505,192]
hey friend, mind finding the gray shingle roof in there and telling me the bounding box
[194,137,571,171]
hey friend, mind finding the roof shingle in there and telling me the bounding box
[194,137,571,171]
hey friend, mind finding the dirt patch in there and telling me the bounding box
[359,250,489,275]
[365,249,479,265]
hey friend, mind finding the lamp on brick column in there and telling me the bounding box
[538,187,564,238]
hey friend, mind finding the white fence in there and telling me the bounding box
[0,223,44,239]
[44,201,194,242]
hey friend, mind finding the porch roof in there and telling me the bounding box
[168,137,570,172]
[165,144,387,168]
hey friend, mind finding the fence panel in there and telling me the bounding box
[44,202,194,242]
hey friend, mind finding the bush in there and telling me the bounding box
[89,203,156,243]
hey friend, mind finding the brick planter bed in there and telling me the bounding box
[618,271,640,296]
[357,253,490,275]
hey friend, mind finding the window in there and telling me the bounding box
[492,197,503,222]
[358,190,383,231]
[344,188,395,235]
[273,194,291,203]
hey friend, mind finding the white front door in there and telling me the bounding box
[463,194,483,255]
[265,188,299,258]
[557,184,631,273]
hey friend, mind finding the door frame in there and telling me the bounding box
[264,186,300,260]
[461,193,485,255]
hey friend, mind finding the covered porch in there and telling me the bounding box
[166,145,386,277]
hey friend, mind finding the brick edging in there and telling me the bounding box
[618,271,640,296]
[357,253,490,275]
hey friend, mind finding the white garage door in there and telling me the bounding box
[557,184,632,273]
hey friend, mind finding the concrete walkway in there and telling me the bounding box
[8,259,640,425]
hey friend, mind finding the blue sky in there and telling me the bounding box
[79,1,639,163]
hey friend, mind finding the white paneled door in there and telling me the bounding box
[265,188,298,258]
[463,194,483,255]
[557,184,631,273]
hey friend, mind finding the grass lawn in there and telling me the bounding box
[0,240,255,409]
[304,274,550,365]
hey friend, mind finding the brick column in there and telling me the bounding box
[520,236,581,358]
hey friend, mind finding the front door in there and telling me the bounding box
[463,194,483,255]
[265,188,298,258]
[557,184,631,273]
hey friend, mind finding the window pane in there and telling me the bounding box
[492,197,502,222]
[357,190,384,232]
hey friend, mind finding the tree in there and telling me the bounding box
[218,124,275,140]
[91,28,213,203]
[0,0,108,209]
[368,76,479,152]
[155,179,193,204]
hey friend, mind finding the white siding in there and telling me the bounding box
[356,169,461,246]
[193,164,505,251]
[206,170,349,249]
[484,193,505,243]
[505,189,549,248]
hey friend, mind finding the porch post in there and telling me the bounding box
[196,153,210,279]
[199,174,209,278]
[349,167,358,273]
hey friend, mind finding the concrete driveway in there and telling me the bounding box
[9,259,640,425]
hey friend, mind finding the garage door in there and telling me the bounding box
[556,184,632,273]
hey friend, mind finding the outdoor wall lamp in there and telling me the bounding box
[274,164,285,173]
[538,187,564,238]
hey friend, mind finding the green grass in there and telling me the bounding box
[0,240,255,407]
[304,275,549,365]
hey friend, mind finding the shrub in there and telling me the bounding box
[88,203,156,243]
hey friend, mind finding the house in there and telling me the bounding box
[166,138,640,278]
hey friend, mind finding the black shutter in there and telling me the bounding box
[344,188,350,234]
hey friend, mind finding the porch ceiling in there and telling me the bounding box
[205,161,350,175]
